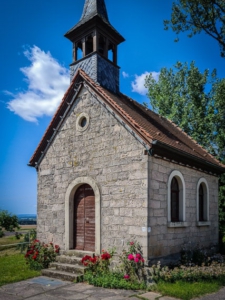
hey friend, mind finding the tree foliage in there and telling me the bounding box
[145,61,225,233]
[164,0,225,57]
[0,210,20,233]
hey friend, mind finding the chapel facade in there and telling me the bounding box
[29,0,225,262]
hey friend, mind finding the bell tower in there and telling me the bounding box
[64,0,125,94]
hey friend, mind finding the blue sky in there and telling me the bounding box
[0,0,224,215]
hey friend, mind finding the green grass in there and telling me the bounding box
[0,251,40,286]
[0,235,23,246]
[156,280,224,300]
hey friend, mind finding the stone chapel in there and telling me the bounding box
[29,0,225,263]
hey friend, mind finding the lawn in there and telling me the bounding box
[0,235,22,246]
[0,250,40,286]
[156,280,224,300]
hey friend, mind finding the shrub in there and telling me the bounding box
[149,261,225,283]
[81,249,114,274]
[119,240,145,282]
[0,210,20,232]
[25,240,60,270]
[84,271,148,290]
[0,228,4,238]
[81,241,147,290]
[180,243,222,266]
[15,232,22,240]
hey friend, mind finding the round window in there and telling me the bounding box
[76,113,90,132]
[80,117,87,128]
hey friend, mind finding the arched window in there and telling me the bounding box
[171,177,179,222]
[196,178,210,225]
[199,184,204,221]
[168,170,186,227]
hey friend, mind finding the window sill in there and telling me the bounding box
[197,221,211,227]
[167,222,188,228]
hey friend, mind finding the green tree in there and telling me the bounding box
[0,210,20,235]
[164,0,225,57]
[145,61,225,233]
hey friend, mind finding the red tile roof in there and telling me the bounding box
[29,69,225,175]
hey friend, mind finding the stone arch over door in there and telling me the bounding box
[65,177,101,254]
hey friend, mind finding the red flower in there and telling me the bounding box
[101,252,111,260]
[130,242,134,245]
[90,256,97,263]
[32,255,37,260]
[124,274,130,279]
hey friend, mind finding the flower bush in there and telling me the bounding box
[25,240,60,270]
[119,240,145,282]
[82,242,147,290]
[149,261,225,283]
[81,249,113,274]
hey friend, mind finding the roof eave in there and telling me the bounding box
[64,16,125,44]
[151,140,225,175]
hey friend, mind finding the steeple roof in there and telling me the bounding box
[80,0,109,24]
[65,0,124,43]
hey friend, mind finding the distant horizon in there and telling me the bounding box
[17,213,37,217]
[15,213,37,216]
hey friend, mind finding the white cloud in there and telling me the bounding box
[131,71,160,95]
[6,46,70,122]
[122,71,129,78]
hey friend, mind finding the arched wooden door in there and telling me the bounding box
[74,184,95,251]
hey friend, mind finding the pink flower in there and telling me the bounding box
[124,274,130,279]
[134,257,139,263]
[130,242,134,245]
[127,254,134,260]
[136,253,141,259]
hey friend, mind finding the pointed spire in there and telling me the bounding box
[80,0,109,23]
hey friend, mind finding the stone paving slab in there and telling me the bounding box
[0,292,22,300]
[0,277,140,300]
[139,292,162,300]
[1,276,225,300]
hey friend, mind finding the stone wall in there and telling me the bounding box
[37,86,148,256]
[148,156,219,260]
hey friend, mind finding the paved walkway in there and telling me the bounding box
[0,276,225,300]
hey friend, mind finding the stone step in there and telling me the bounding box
[56,255,83,265]
[50,262,85,274]
[61,250,95,258]
[42,268,83,282]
